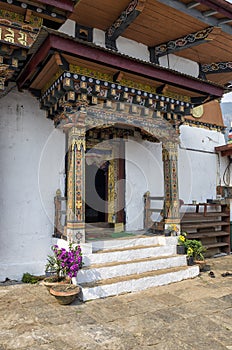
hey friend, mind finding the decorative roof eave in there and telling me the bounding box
[17,28,225,101]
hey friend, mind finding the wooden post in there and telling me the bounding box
[54,189,62,236]
[144,191,151,229]
[66,126,86,243]
[162,141,180,227]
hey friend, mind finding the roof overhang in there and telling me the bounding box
[17,28,225,102]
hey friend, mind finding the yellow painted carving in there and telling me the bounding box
[0,10,42,28]
[69,65,190,103]
[192,105,204,118]
[70,64,113,82]
[108,159,116,223]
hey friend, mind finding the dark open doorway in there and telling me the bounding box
[85,163,108,223]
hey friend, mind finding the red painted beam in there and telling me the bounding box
[36,0,74,12]
[50,35,224,97]
[18,33,225,97]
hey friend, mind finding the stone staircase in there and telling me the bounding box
[74,236,199,301]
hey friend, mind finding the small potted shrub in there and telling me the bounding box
[177,232,187,254]
[165,224,179,236]
[43,243,83,304]
[184,239,206,270]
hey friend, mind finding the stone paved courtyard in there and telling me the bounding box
[0,255,232,350]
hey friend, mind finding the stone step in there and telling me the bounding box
[83,244,177,267]
[77,255,187,284]
[78,265,199,301]
[91,236,178,252]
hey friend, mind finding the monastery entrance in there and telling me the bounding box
[84,127,126,238]
[56,104,182,243]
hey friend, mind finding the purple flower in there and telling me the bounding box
[46,243,83,279]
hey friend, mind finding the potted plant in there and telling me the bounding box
[186,246,194,265]
[177,232,187,254]
[184,239,206,270]
[165,224,179,236]
[43,246,68,290]
[43,243,83,304]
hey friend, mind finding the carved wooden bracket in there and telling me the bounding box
[200,61,232,75]
[105,0,146,50]
[149,26,221,63]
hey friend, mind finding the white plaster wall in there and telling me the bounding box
[125,126,230,231]
[93,28,106,48]
[93,28,149,61]
[90,29,200,76]
[0,89,65,281]
[159,54,199,77]
[178,125,229,204]
[116,36,150,62]
[58,19,75,37]
[125,138,163,231]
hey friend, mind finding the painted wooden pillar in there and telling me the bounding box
[162,141,180,227]
[66,126,86,243]
[107,138,125,232]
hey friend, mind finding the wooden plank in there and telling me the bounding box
[182,212,229,217]
[182,221,229,229]
[30,55,60,90]
[154,0,232,36]
[205,242,229,248]
[187,231,229,239]
[71,0,129,30]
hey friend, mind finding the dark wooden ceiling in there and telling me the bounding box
[70,0,232,85]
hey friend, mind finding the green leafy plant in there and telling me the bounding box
[22,273,43,284]
[184,239,206,261]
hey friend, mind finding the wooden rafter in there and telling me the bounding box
[149,26,221,63]
[187,2,200,9]
[193,0,232,19]
[155,0,232,36]
[202,10,218,17]
[105,0,146,50]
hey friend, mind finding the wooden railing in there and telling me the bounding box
[143,191,164,231]
[54,189,67,239]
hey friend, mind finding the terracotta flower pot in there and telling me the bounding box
[49,284,80,305]
[42,276,70,292]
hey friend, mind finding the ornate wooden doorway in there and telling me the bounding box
[85,128,126,233]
